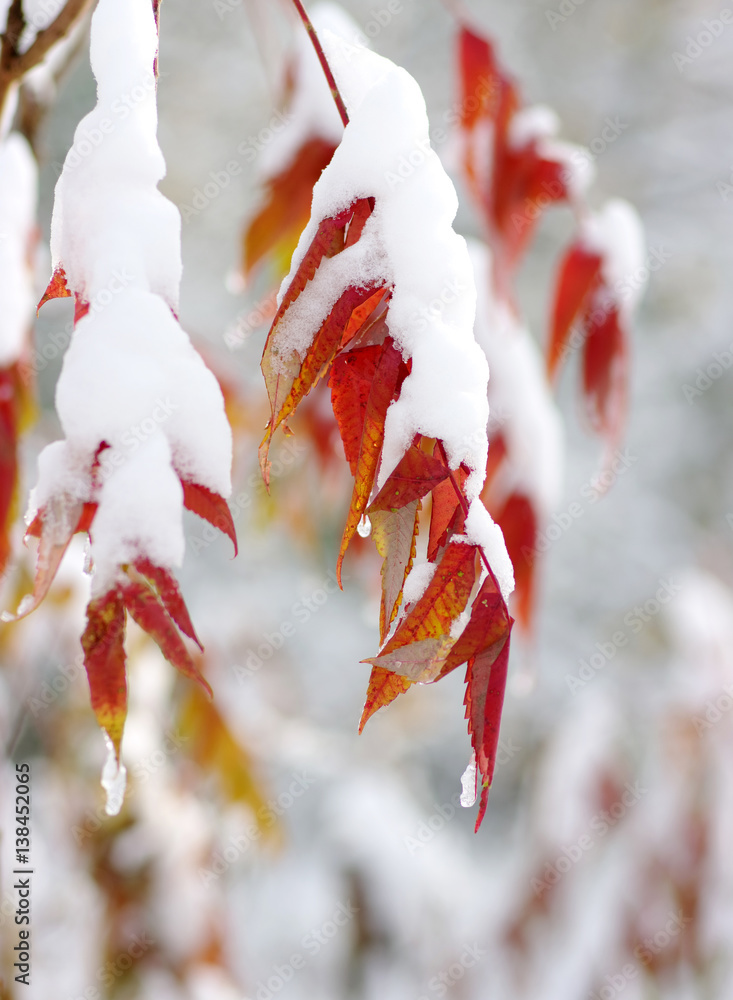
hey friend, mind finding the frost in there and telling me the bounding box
[460,752,477,807]
[101,731,127,817]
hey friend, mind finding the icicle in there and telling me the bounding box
[101,732,127,816]
[460,751,477,807]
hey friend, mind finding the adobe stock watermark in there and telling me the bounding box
[65,934,155,1000]
[179,110,294,223]
[417,943,487,1000]
[522,449,637,565]
[511,117,628,236]
[189,438,307,555]
[682,339,733,403]
[232,569,343,682]
[224,289,279,349]
[692,683,733,735]
[245,900,358,1000]
[565,577,683,694]
[672,10,733,71]
[531,780,647,896]
[198,772,317,884]
[545,0,586,31]
[404,739,521,854]
[557,245,672,367]
[19,268,134,383]
[590,910,692,999]
[71,730,189,844]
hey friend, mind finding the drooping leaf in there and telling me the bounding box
[358,666,413,733]
[491,492,537,632]
[181,479,237,556]
[368,444,450,515]
[436,575,512,681]
[582,304,627,445]
[380,541,478,656]
[329,343,384,475]
[122,580,212,696]
[260,280,386,485]
[465,628,512,831]
[242,137,338,280]
[337,338,406,584]
[548,244,603,379]
[81,587,128,758]
[364,633,457,683]
[427,455,468,561]
[371,498,420,642]
[133,557,203,650]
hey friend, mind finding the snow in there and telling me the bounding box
[469,239,564,518]
[29,0,232,596]
[274,28,493,506]
[0,132,37,366]
[579,199,647,322]
[507,103,594,199]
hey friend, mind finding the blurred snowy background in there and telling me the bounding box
[2,0,733,998]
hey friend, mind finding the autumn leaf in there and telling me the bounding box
[371,498,420,642]
[181,478,237,556]
[547,244,603,380]
[122,580,212,697]
[133,557,203,650]
[368,443,450,515]
[242,136,338,281]
[380,541,478,656]
[364,633,457,683]
[337,338,406,585]
[358,666,412,733]
[81,587,128,759]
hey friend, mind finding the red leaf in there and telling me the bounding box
[436,575,511,681]
[427,450,468,561]
[491,493,537,632]
[582,304,627,447]
[548,244,603,379]
[134,558,203,650]
[81,587,128,758]
[122,580,212,696]
[329,344,384,475]
[368,445,450,514]
[336,338,407,585]
[466,627,512,831]
[37,265,72,313]
[181,479,237,556]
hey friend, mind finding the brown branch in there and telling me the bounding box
[0,0,93,118]
[289,0,349,128]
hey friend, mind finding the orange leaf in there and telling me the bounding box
[260,281,385,485]
[380,541,478,656]
[181,479,237,556]
[134,558,203,650]
[436,575,511,681]
[368,444,450,515]
[358,666,412,733]
[336,338,406,586]
[548,244,603,379]
[242,137,338,280]
[122,580,212,696]
[81,587,128,758]
[371,499,421,643]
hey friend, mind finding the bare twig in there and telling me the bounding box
[0,0,93,118]
[289,0,349,127]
